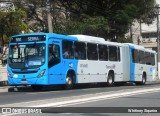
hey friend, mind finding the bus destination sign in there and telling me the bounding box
[11,35,46,42]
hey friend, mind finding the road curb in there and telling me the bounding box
[0,86,9,92]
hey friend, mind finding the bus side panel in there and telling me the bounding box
[147,54,157,82]
[121,46,130,82]
[48,59,78,85]
[77,60,107,83]
[76,60,123,83]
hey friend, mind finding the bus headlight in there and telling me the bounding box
[37,69,46,78]
[7,70,12,78]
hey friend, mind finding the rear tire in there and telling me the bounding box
[107,73,114,86]
[136,74,146,85]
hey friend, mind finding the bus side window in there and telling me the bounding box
[139,50,145,64]
[132,49,139,63]
[62,40,74,59]
[74,42,86,60]
[151,53,155,65]
[109,46,117,61]
[87,43,98,60]
[48,44,60,68]
[98,44,108,61]
[117,47,120,61]
[145,52,151,65]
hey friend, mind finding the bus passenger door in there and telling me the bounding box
[48,38,63,84]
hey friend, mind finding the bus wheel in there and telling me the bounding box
[136,74,146,85]
[107,73,114,86]
[65,74,74,90]
[31,85,43,91]
[141,75,146,85]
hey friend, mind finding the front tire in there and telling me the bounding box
[64,74,74,90]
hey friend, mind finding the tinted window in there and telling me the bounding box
[109,46,117,61]
[132,49,139,63]
[62,40,74,59]
[74,42,86,60]
[151,53,155,65]
[98,45,108,61]
[117,47,120,61]
[48,44,60,68]
[145,52,151,65]
[87,43,98,60]
[139,50,145,64]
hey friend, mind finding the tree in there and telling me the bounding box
[59,0,157,41]
[9,0,157,42]
[0,7,29,45]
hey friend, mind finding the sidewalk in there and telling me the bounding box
[0,64,7,86]
[0,86,9,92]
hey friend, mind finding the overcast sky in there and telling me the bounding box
[157,0,160,4]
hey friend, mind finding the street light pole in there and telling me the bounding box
[46,0,53,33]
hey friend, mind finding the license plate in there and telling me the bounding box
[21,80,27,84]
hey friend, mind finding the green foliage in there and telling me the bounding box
[53,15,109,39]
[60,0,156,41]
[0,7,29,45]
[117,36,132,43]
[0,0,157,44]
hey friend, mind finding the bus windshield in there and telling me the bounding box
[8,43,46,69]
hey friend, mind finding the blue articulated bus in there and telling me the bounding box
[7,33,157,90]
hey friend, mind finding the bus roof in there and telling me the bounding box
[70,35,105,43]
[11,33,78,41]
[124,43,156,53]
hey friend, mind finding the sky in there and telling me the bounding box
[142,0,160,32]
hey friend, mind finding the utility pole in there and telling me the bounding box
[157,5,160,79]
[130,23,133,43]
[140,19,142,38]
[46,0,53,33]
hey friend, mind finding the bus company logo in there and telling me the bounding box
[80,64,88,68]
[106,64,116,69]
[69,62,73,68]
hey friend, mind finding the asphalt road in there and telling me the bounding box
[0,81,160,105]
[0,81,160,116]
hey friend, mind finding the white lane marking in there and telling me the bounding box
[1,87,160,116]
[1,87,160,107]
[58,90,160,107]
[33,87,160,107]
[27,91,61,94]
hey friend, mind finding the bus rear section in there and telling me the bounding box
[129,44,157,85]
